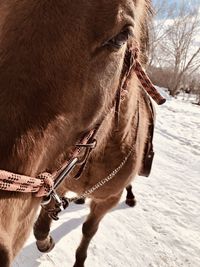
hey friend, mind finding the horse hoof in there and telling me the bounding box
[125,198,137,207]
[36,236,55,253]
[73,261,84,267]
[74,198,85,205]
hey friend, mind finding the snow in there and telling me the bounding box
[13,89,200,267]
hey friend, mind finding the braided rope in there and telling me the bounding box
[134,61,166,105]
[0,170,53,195]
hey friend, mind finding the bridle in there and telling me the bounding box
[0,44,166,219]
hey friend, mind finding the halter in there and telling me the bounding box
[0,44,166,219]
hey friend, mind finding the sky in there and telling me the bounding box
[153,0,200,5]
[153,0,200,18]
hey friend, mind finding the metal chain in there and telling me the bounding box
[69,145,135,203]
[68,100,140,204]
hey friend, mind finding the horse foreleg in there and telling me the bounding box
[125,184,136,207]
[33,207,55,253]
[0,237,11,267]
[74,192,122,267]
[34,187,69,252]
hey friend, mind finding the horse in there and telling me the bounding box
[0,1,164,266]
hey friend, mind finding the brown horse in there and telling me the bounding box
[0,0,154,266]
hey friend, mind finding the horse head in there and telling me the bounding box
[0,1,153,266]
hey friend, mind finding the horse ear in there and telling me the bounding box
[139,0,153,65]
[140,20,149,65]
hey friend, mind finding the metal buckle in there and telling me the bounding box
[40,139,97,218]
[41,189,63,207]
[41,158,78,219]
[76,139,97,165]
[76,139,97,149]
[41,191,70,220]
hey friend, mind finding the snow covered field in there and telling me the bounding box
[13,91,200,267]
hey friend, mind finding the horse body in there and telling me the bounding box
[0,1,152,266]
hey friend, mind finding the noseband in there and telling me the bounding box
[0,44,166,219]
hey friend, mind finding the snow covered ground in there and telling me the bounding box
[13,90,200,267]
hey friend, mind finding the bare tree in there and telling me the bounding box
[149,0,200,96]
[148,0,177,67]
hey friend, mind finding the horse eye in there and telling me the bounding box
[104,28,132,49]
